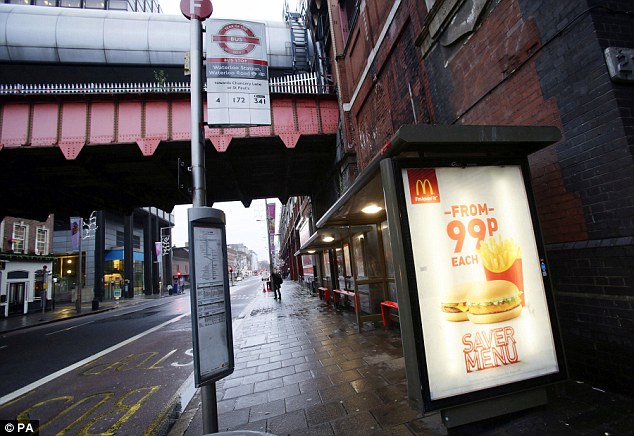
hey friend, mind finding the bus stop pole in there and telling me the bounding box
[189,8,218,434]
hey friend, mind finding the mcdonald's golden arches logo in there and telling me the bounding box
[415,178,435,196]
[408,168,441,204]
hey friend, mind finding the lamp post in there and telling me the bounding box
[72,212,98,313]
[40,264,49,321]
[266,199,274,291]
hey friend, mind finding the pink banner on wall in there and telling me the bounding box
[267,202,276,257]
[70,217,81,251]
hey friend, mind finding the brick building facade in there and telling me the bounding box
[301,0,633,393]
[0,215,55,316]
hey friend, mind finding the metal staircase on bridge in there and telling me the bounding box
[287,12,310,73]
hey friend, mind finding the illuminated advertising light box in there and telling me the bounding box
[398,161,566,411]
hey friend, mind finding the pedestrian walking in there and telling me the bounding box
[272,271,283,300]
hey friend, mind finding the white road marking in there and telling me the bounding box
[0,312,189,405]
[45,320,94,335]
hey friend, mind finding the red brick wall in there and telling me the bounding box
[342,2,433,170]
[442,1,587,244]
[1,215,54,254]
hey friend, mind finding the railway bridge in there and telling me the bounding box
[0,4,339,220]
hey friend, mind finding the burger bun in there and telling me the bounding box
[441,282,472,322]
[466,280,522,324]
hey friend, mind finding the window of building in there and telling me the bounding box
[108,0,128,10]
[59,0,81,7]
[116,231,142,250]
[116,231,124,247]
[36,228,49,255]
[85,0,105,8]
[12,223,27,253]
[35,0,57,6]
[7,0,32,5]
[339,0,360,43]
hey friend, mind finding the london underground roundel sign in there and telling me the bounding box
[180,0,213,21]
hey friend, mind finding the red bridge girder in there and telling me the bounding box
[0,96,339,157]
[0,94,340,220]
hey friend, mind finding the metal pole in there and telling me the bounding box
[191,15,206,210]
[40,266,47,320]
[189,7,217,433]
[201,379,219,432]
[266,199,274,289]
[76,218,83,314]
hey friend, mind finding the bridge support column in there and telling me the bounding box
[93,211,105,304]
[143,213,153,296]
[124,213,134,298]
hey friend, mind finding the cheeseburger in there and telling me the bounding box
[441,282,471,321]
[466,280,522,324]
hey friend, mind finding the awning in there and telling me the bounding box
[316,124,561,228]
[104,250,145,261]
[294,226,373,256]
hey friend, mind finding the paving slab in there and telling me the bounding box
[166,281,633,435]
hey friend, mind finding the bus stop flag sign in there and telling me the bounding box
[180,0,212,20]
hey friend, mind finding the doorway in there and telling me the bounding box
[8,282,26,315]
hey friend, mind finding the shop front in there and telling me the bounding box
[0,257,53,317]
[104,250,145,298]
[302,125,568,426]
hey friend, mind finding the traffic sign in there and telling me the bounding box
[180,0,213,21]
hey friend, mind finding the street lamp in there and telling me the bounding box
[72,212,98,313]
[39,264,50,321]
[160,225,175,295]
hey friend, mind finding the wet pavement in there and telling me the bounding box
[168,282,634,436]
[2,284,632,435]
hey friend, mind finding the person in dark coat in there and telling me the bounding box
[272,271,283,300]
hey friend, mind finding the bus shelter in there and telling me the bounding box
[302,125,568,426]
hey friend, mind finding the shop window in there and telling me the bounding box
[7,0,31,4]
[134,261,144,295]
[35,0,57,6]
[36,228,48,255]
[12,223,27,253]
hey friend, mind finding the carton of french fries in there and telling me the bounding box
[477,236,525,306]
